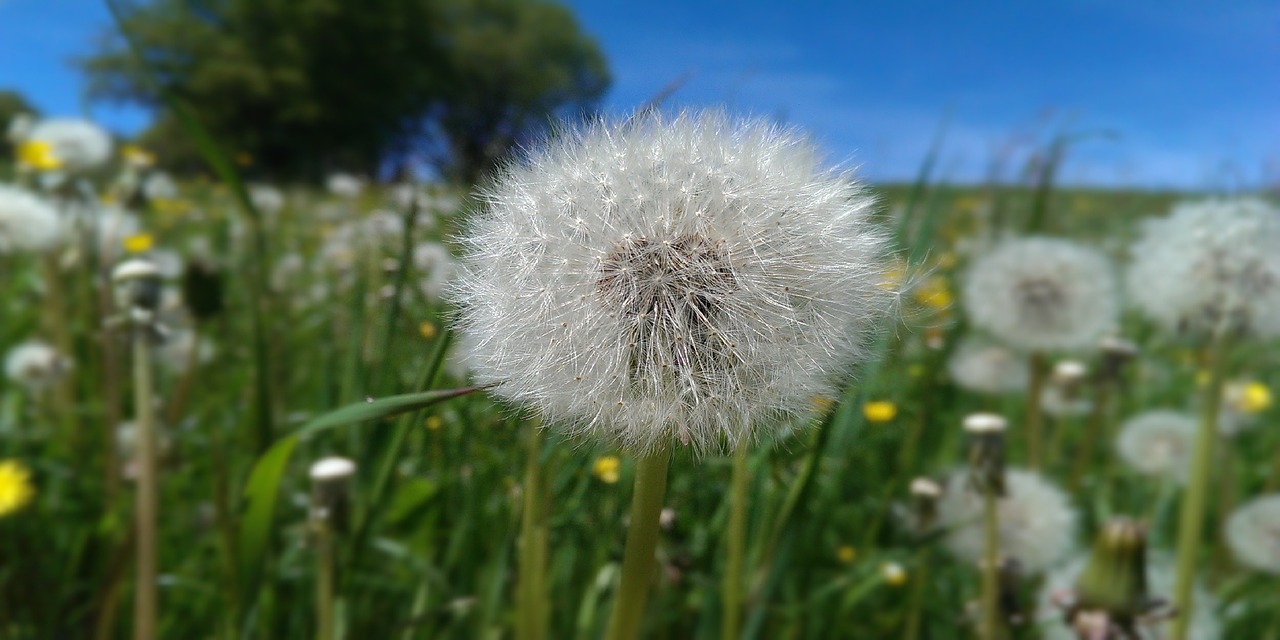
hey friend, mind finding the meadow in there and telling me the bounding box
[1,114,1279,640]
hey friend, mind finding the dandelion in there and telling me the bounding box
[1128,198,1280,338]
[880,562,908,587]
[592,456,621,484]
[946,336,1029,395]
[413,242,457,301]
[938,467,1077,573]
[0,460,35,517]
[0,185,63,254]
[962,236,1118,352]
[25,118,113,173]
[419,321,439,340]
[1225,380,1271,415]
[123,233,155,254]
[913,274,953,311]
[425,416,443,431]
[837,545,857,563]
[1224,494,1280,574]
[155,329,215,375]
[326,172,364,198]
[4,340,73,391]
[249,184,286,215]
[1114,410,1196,484]
[142,172,178,201]
[450,111,895,454]
[1037,553,1221,640]
[120,144,156,168]
[17,140,62,171]
[863,400,897,423]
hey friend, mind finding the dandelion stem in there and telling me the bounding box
[1025,352,1046,469]
[979,492,1001,640]
[518,422,548,640]
[1170,336,1229,640]
[605,443,672,640]
[1070,381,1113,492]
[131,332,159,640]
[314,520,336,640]
[902,549,929,640]
[722,445,750,640]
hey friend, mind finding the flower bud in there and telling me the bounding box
[112,259,163,313]
[963,413,1007,497]
[309,457,356,533]
[1072,518,1149,626]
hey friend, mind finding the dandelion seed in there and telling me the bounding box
[938,467,1077,573]
[449,111,896,453]
[1224,494,1280,575]
[962,237,1118,352]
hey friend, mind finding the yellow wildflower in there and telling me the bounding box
[152,198,190,216]
[936,251,957,270]
[1226,381,1272,414]
[122,233,154,254]
[425,416,443,431]
[120,144,155,168]
[863,401,897,423]
[17,140,61,171]
[0,460,35,517]
[880,562,908,587]
[419,322,438,340]
[913,275,952,311]
[592,456,621,484]
[837,545,857,564]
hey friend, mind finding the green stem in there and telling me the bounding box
[979,493,1000,640]
[1070,382,1112,492]
[315,523,335,640]
[722,446,750,640]
[902,550,929,640]
[1170,338,1229,640]
[132,333,158,640]
[518,423,548,640]
[604,443,672,640]
[1025,352,1046,469]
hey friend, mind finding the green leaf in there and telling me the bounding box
[235,385,482,605]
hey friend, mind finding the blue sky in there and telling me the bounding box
[2,0,1276,188]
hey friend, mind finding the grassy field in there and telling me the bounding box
[1,138,1278,640]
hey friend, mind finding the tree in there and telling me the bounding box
[81,0,609,183]
[0,89,40,159]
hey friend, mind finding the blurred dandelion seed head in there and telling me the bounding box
[1225,494,1280,575]
[1127,198,1280,339]
[1115,410,1196,484]
[450,111,896,454]
[0,185,63,254]
[947,336,1029,395]
[963,237,1118,352]
[4,341,73,391]
[25,118,113,174]
[939,467,1077,573]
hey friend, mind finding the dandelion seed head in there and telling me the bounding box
[249,184,286,215]
[412,241,457,300]
[1127,198,1280,338]
[946,336,1029,395]
[3,341,72,391]
[963,237,1118,352]
[309,457,357,482]
[938,467,1077,573]
[326,173,364,198]
[449,111,896,454]
[0,185,62,254]
[1225,494,1280,574]
[1115,410,1196,484]
[26,118,113,173]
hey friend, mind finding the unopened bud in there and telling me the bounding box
[1072,518,1150,627]
[964,413,1007,497]
[310,456,356,532]
[909,476,943,530]
[1098,336,1138,382]
[112,259,163,312]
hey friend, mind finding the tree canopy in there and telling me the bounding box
[81,0,610,183]
[0,89,40,159]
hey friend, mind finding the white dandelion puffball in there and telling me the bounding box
[413,242,456,300]
[937,468,1077,573]
[0,185,63,254]
[1115,410,1196,484]
[249,184,286,215]
[26,118,113,173]
[1225,494,1280,574]
[142,171,178,201]
[1127,198,1280,338]
[1036,554,1221,640]
[4,341,73,390]
[963,236,1118,352]
[946,336,1029,395]
[326,173,364,198]
[450,112,896,453]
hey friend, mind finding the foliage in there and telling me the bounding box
[79,0,609,182]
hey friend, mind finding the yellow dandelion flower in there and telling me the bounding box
[1195,370,1210,387]
[122,233,154,254]
[863,401,897,423]
[425,416,443,431]
[120,144,155,168]
[913,275,952,311]
[837,545,857,564]
[419,322,438,340]
[1227,381,1272,414]
[17,140,61,171]
[0,460,35,517]
[880,562,908,587]
[592,456,621,484]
